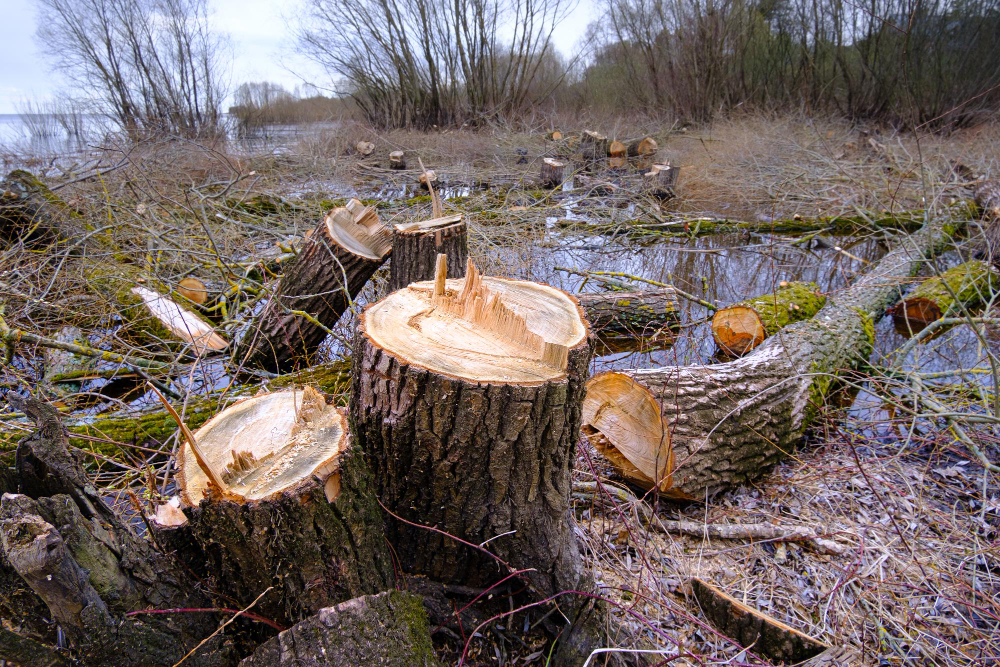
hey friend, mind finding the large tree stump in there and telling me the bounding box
[388,214,467,292]
[239,591,439,667]
[351,260,591,600]
[711,281,826,357]
[888,259,998,330]
[171,387,393,627]
[238,199,392,372]
[582,205,969,497]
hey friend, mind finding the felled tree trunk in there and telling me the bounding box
[712,281,826,356]
[167,387,393,628]
[389,151,406,170]
[239,591,439,667]
[889,259,999,330]
[540,158,566,188]
[577,288,680,337]
[0,396,229,666]
[627,136,658,157]
[582,206,969,497]
[388,214,467,292]
[644,164,679,200]
[351,260,591,600]
[0,170,86,244]
[608,140,627,169]
[238,199,392,372]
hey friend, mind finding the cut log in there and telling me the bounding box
[644,164,679,200]
[177,276,208,305]
[173,387,392,627]
[691,578,828,664]
[581,205,969,497]
[418,169,438,189]
[540,157,566,189]
[546,130,563,141]
[351,259,591,600]
[1,395,230,666]
[237,198,392,372]
[888,260,998,330]
[389,214,468,292]
[239,590,439,667]
[389,150,406,170]
[576,288,680,338]
[0,170,86,244]
[580,130,609,162]
[355,141,376,156]
[627,136,658,157]
[712,281,826,357]
[608,140,627,169]
[131,286,228,354]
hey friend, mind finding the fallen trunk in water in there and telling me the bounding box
[889,259,999,330]
[711,281,826,356]
[0,170,87,245]
[582,205,969,497]
[577,288,680,338]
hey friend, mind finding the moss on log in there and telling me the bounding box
[712,281,826,356]
[890,260,999,329]
[0,170,86,244]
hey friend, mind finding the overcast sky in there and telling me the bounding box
[0,0,594,114]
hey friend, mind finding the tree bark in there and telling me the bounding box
[888,259,998,329]
[0,170,86,245]
[643,164,679,200]
[712,281,826,357]
[388,214,467,292]
[239,591,439,667]
[582,206,969,497]
[540,158,566,189]
[580,131,609,163]
[238,199,392,372]
[389,151,406,169]
[627,136,658,157]
[576,288,679,337]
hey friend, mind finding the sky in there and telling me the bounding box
[0,0,595,114]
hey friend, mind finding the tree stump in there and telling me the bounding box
[389,151,406,170]
[627,136,658,157]
[355,141,375,156]
[351,259,591,600]
[237,198,392,372]
[546,130,563,141]
[582,205,970,497]
[712,281,826,357]
[580,130,609,163]
[389,214,467,292]
[171,387,393,628]
[239,591,439,667]
[540,158,566,189]
[643,164,679,200]
[889,259,998,330]
[418,169,438,189]
[608,140,627,169]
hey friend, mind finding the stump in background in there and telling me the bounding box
[644,163,679,200]
[171,387,393,627]
[355,141,375,156]
[712,281,826,357]
[418,169,438,189]
[238,198,392,372]
[608,140,627,168]
[389,150,406,170]
[580,130,609,163]
[389,214,467,292]
[352,259,591,600]
[540,157,566,188]
[546,130,563,141]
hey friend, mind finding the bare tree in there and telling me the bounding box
[35,0,229,136]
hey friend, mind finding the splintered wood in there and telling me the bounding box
[427,259,568,371]
[130,286,227,354]
[325,198,393,259]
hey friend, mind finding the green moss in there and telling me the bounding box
[403,194,432,206]
[739,281,826,335]
[906,260,999,316]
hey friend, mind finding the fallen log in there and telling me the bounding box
[1,396,230,666]
[546,130,563,141]
[130,286,228,354]
[889,259,999,330]
[239,591,438,667]
[608,140,627,169]
[576,288,680,338]
[540,157,566,188]
[352,259,590,598]
[177,276,209,305]
[237,198,392,372]
[169,387,393,627]
[581,205,968,497]
[0,170,86,244]
[643,164,678,200]
[627,136,658,157]
[389,214,467,292]
[389,150,406,170]
[712,281,826,356]
[691,578,828,664]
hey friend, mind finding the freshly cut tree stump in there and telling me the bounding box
[540,157,566,188]
[580,130,609,162]
[712,281,826,356]
[239,590,439,667]
[238,198,392,372]
[389,214,467,292]
[546,130,563,141]
[582,205,969,497]
[691,578,828,664]
[644,163,679,200]
[172,387,393,627]
[352,259,592,600]
[577,288,680,338]
[355,141,376,156]
[418,169,438,189]
[627,136,658,157]
[389,150,406,169]
[889,260,998,330]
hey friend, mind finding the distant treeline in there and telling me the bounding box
[228,82,353,133]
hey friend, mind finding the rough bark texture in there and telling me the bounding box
[692,578,828,664]
[350,323,591,600]
[889,259,998,327]
[388,218,468,292]
[239,591,439,667]
[0,396,229,666]
[643,165,679,200]
[580,131,609,163]
[238,212,391,372]
[0,170,86,244]
[540,158,565,188]
[577,288,680,337]
[181,431,393,628]
[584,205,968,498]
[389,151,406,169]
[627,136,658,157]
